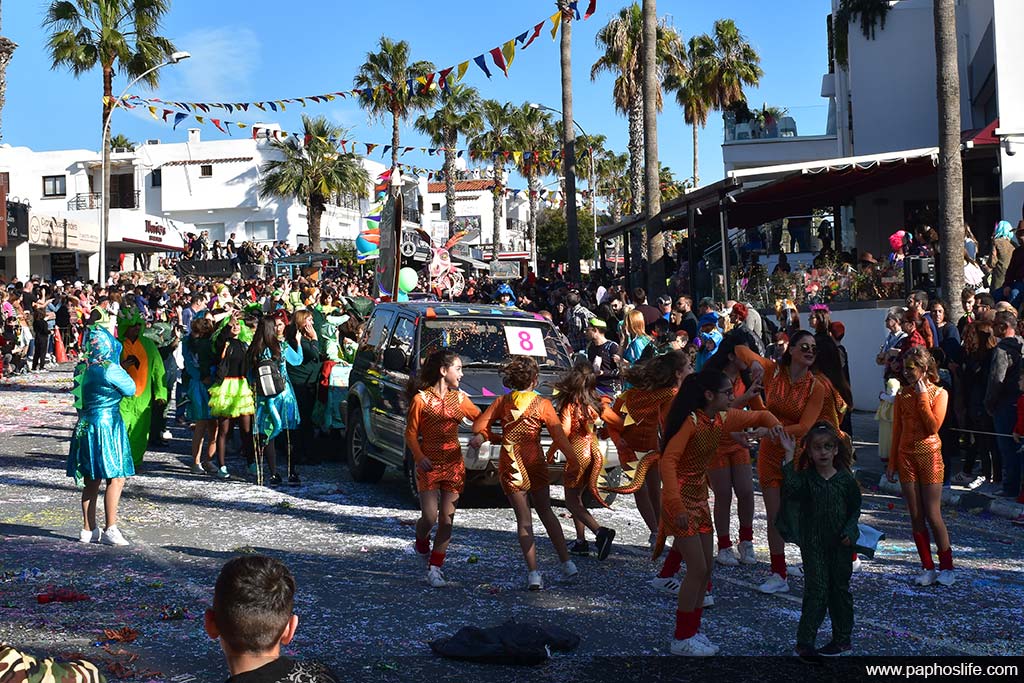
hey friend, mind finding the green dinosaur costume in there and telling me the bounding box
[777,460,861,650]
[117,307,167,467]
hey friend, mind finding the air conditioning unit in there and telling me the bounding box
[145,139,160,145]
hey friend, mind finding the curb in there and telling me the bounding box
[857,468,1024,521]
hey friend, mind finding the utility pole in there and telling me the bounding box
[558,0,581,284]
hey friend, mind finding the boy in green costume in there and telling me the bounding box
[118,306,167,467]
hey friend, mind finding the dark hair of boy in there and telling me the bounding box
[211,555,296,653]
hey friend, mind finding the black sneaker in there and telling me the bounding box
[288,472,300,486]
[595,527,616,561]
[818,642,852,657]
[794,644,820,661]
[269,473,283,487]
[569,539,590,556]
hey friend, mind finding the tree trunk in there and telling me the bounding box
[307,200,323,254]
[390,109,400,174]
[101,63,114,283]
[627,95,645,215]
[0,34,16,141]
[492,164,503,261]
[559,0,581,283]
[528,170,540,269]
[642,0,663,297]
[692,122,700,188]
[444,130,457,237]
[934,0,965,320]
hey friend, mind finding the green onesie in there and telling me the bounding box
[777,460,861,649]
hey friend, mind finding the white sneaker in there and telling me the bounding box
[527,570,543,591]
[851,557,862,573]
[702,593,715,608]
[715,548,739,566]
[101,526,130,546]
[738,541,757,565]
[936,569,955,586]
[78,528,100,544]
[758,573,789,594]
[562,560,579,578]
[426,565,446,588]
[914,569,938,586]
[694,633,720,654]
[670,635,717,656]
[650,576,681,593]
[160,429,172,440]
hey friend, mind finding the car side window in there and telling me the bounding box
[362,311,394,353]
[386,317,416,363]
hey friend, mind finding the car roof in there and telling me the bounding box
[375,302,548,322]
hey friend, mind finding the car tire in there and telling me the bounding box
[583,466,620,507]
[346,409,386,483]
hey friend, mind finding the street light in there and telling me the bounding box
[98,50,190,282]
[529,102,598,271]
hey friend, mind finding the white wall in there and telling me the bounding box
[723,136,840,173]
[831,306,891,411]
[993,0,1024,225]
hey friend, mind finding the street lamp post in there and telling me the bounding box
[529,102,598,271]
[98,51,190,283]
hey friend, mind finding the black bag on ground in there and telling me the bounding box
[255,356,285,397]
[429,619,580,665]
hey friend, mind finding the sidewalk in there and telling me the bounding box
[850,411,1024,520]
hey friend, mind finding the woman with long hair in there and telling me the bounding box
[813,338,853,439]
[551,361,619,560]
[208,313,256,475]
[247,312,303,486]
[888,346,955,586]
[183,317,222,476]
[657,370,781,656]
[472,356,577,590]
[954,321,1000,488]
[621,309,652,366]
[732,331,827,594]
[281,309,322,485]
[405,350,483,588]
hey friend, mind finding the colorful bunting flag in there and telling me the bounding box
[473,54,492,78]
[549,11,562,39]
[489,47,509,77]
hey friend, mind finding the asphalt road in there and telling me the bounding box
[0,366,1022,682]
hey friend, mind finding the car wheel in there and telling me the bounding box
[346,410,386,483]
[584,466,620,507]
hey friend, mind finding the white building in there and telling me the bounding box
[0,127,404,281]
[423,177,531,251]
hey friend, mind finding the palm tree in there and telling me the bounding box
[44,0,176,277]
[642,0,663,295]
[354,36,436,172]
[468,100,516,260]
[665,34,714,187]
[110,133,135,151]
[0,1,18,140]
[591,3,683,216]
[703,19,763,117]
[594,150,630,223]
[508,103,556,267]
[659,164,687,202]
[414,84,483,237]
[259,115,370,254]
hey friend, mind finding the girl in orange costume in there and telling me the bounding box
[551,361,620,560]
[603,352,691,541]
[887,346,955,587]
[405,350,484,588]
[657,370,782,656]
[733,330,827,594]
[473,356,577,591]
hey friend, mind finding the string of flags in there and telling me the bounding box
[116,1,597,118]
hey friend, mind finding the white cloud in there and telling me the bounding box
[159,26,261,102]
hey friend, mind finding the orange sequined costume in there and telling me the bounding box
[708,375,758,470]
[603,386,678,493]
[553,401,621,508]
[473,391,571,494]
[405,387,482,493]
[888,383,948,485]
[735,346,826,489]
[655,408,780,557]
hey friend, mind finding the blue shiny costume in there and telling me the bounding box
[67,327,137,480]
[254,344,302,441]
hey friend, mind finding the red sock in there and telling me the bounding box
[770,553,787,579]
[674,610,698,640]
[659,548,683,578]
[851,552,858,562]
[429,551,445,567]
[937,547,953,571]
[913,531,934,570]
[739,526,754,542]
[706,580,713,593]
[415,537,430,555]
[717,535,732,550]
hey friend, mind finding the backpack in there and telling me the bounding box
[255,356,285,398]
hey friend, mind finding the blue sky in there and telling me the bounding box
[3,0,831,190]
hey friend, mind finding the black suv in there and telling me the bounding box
[344,302,621,497]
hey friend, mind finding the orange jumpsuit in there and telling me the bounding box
[473,391,572,494]
[888,383,948,485]
[604,386,678,492]
[655,408,781,556]
[735,346,826,489]
[708,375,762,470]
[405,388,482,493]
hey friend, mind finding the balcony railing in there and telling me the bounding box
[507,218,529,234]
[332,193,361,211]
[66,191,141,211]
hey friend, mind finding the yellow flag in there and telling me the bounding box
[416,76,428,87]
[512,150,522,165]
[550,11,562,39]
[502,40,516,69]
[148,106,158,120]
[456,61,469,81]
[236,122,246,128]
[195,116,204,124]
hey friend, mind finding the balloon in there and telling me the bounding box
[398,267,419,293]
[396,290,410,302]
[355,236,375,254]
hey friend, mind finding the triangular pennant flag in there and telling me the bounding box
[276,100,287,111]
[254,102,266,111]
[366,143,377,155]
[438,66,454,91]
[456,61,470,81]
[585,0,596,19]
[296,98,306,107]
[236,122,246,129]
[420,73,435,93]
[512,151,522,165]
[195,116,205,124]
[550,11,562,39]
[252,126,260,140]
[224,104,234,113]
[473,54,492,78]
[524,21,544,49]
[239,103,249,111]
[267,101,277,112]
[382,145,391,157]
[161,109,174,122]
[514,30,530,46]
[172,112,188,129]
[224,121,233,136]
[502,40,516,69]
[489,47,509,77]
[569,1,581,20]
[212,119,226,133]
[148,106,158,120]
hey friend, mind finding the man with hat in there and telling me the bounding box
[695,311,723,371]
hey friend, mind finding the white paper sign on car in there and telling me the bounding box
[503,326,547,357]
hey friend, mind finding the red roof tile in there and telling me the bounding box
[427,179,497,193]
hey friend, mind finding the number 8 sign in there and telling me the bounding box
[503,326,547,358]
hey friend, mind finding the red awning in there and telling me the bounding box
[962,118,999,146]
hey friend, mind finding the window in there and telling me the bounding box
[195,222,226,243]
[199,164,213,178]
[151,169,162,187]
[244,220,275,241]
[431,202,441,212]
[385,317,416,372]
[362,311,395,353]
[42,175,66,197]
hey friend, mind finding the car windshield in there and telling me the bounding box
[419,317,571,369]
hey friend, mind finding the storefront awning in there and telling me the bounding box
[107,215,188,252]
[452,253,488,270]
